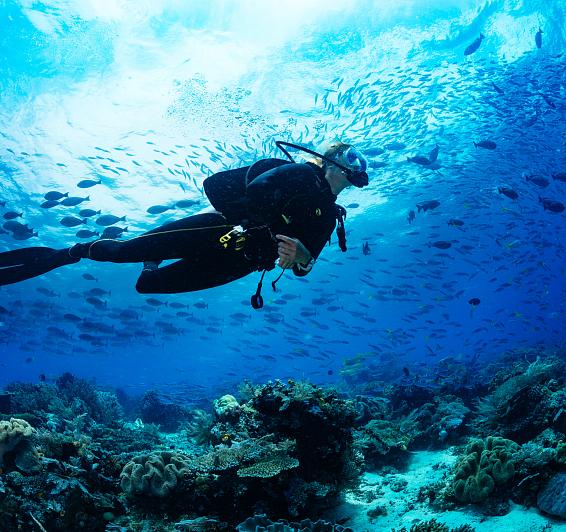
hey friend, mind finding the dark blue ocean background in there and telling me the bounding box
[1,0,565,401]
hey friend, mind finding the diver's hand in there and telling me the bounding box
[276,234,311,269]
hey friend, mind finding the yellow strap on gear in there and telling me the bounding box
[219,227,246,251]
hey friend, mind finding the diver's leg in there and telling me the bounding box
[71,213,233,263]
[135,250,256,294]
[0,248,79,286]
[0,247,62,267]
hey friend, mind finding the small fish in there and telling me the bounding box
[384,141,406,151]
[346,203,359,209]
[539,196,565,213]
[362,242,371,256]
[175,199,199,209]
[3,220,28,232]
[474,140,496,150]
[492,82,504,94]
[96,214,126,226]
[11,230,37,240]
[448,219,464,227]
[147,205,172,215]
[86,296,107,308]
[498,187,518,200]
[37,287,57,297]
[416,200,440,212]
[76,229,99,238]
[464,33,484,56]
[87,287,110,297]
[363,146,385,156]
[146,298,167,307]
[541,93,556,109]
[3,211,23,220]
[193,302,208,309]
[369,161,388,169]
[407,210,416,224]
[60,216,87,227]
[468,298,481,306]
[61,196,89,207]
[428,144,439,163]
[63,313,82,322]
[77,179,102,188]
[525,174,549,188]
[429,240,452,250]
[79,209,102,218]
[82,273,98,281]
[407,155,431,165]
[101,226,128,239]
[535,28,543,49]
[40,200,60,209]
[551,172,566,182]
[44,191,68,201]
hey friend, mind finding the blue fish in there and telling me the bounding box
[464,33,484,56]
[474,140,496,150]
[535,28,543,49]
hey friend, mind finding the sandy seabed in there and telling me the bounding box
[324,449,566,532]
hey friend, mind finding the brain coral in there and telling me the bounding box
[120,451,191,497]
[453,436,519,503]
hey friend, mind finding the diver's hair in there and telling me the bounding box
[306,140,353,169]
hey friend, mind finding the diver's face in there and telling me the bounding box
[324,164,352,194]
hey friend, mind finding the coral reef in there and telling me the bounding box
[1,359,564,530]
[119,380,361,520]
[452,436,519,504]
[0,417,34,466]
[236,513,353,532]
[473,356,566,442]
[392,519,475,532]
[120,451,191,497]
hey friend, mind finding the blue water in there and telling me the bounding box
[0,0,565,400]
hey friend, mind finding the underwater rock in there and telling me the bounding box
[0,418,34,466]
[355,419,413,471]
[139,390,190,432]
[537,472,566,519]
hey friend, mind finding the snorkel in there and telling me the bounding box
[275,141,369,188]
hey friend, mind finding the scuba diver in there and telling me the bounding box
[0,141,369,308]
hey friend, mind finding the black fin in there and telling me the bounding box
[0,247,59,267]
[0,247,79,286]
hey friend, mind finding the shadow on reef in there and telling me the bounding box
[0,349,565,530]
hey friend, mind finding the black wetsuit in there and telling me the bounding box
[0,159,344,294]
